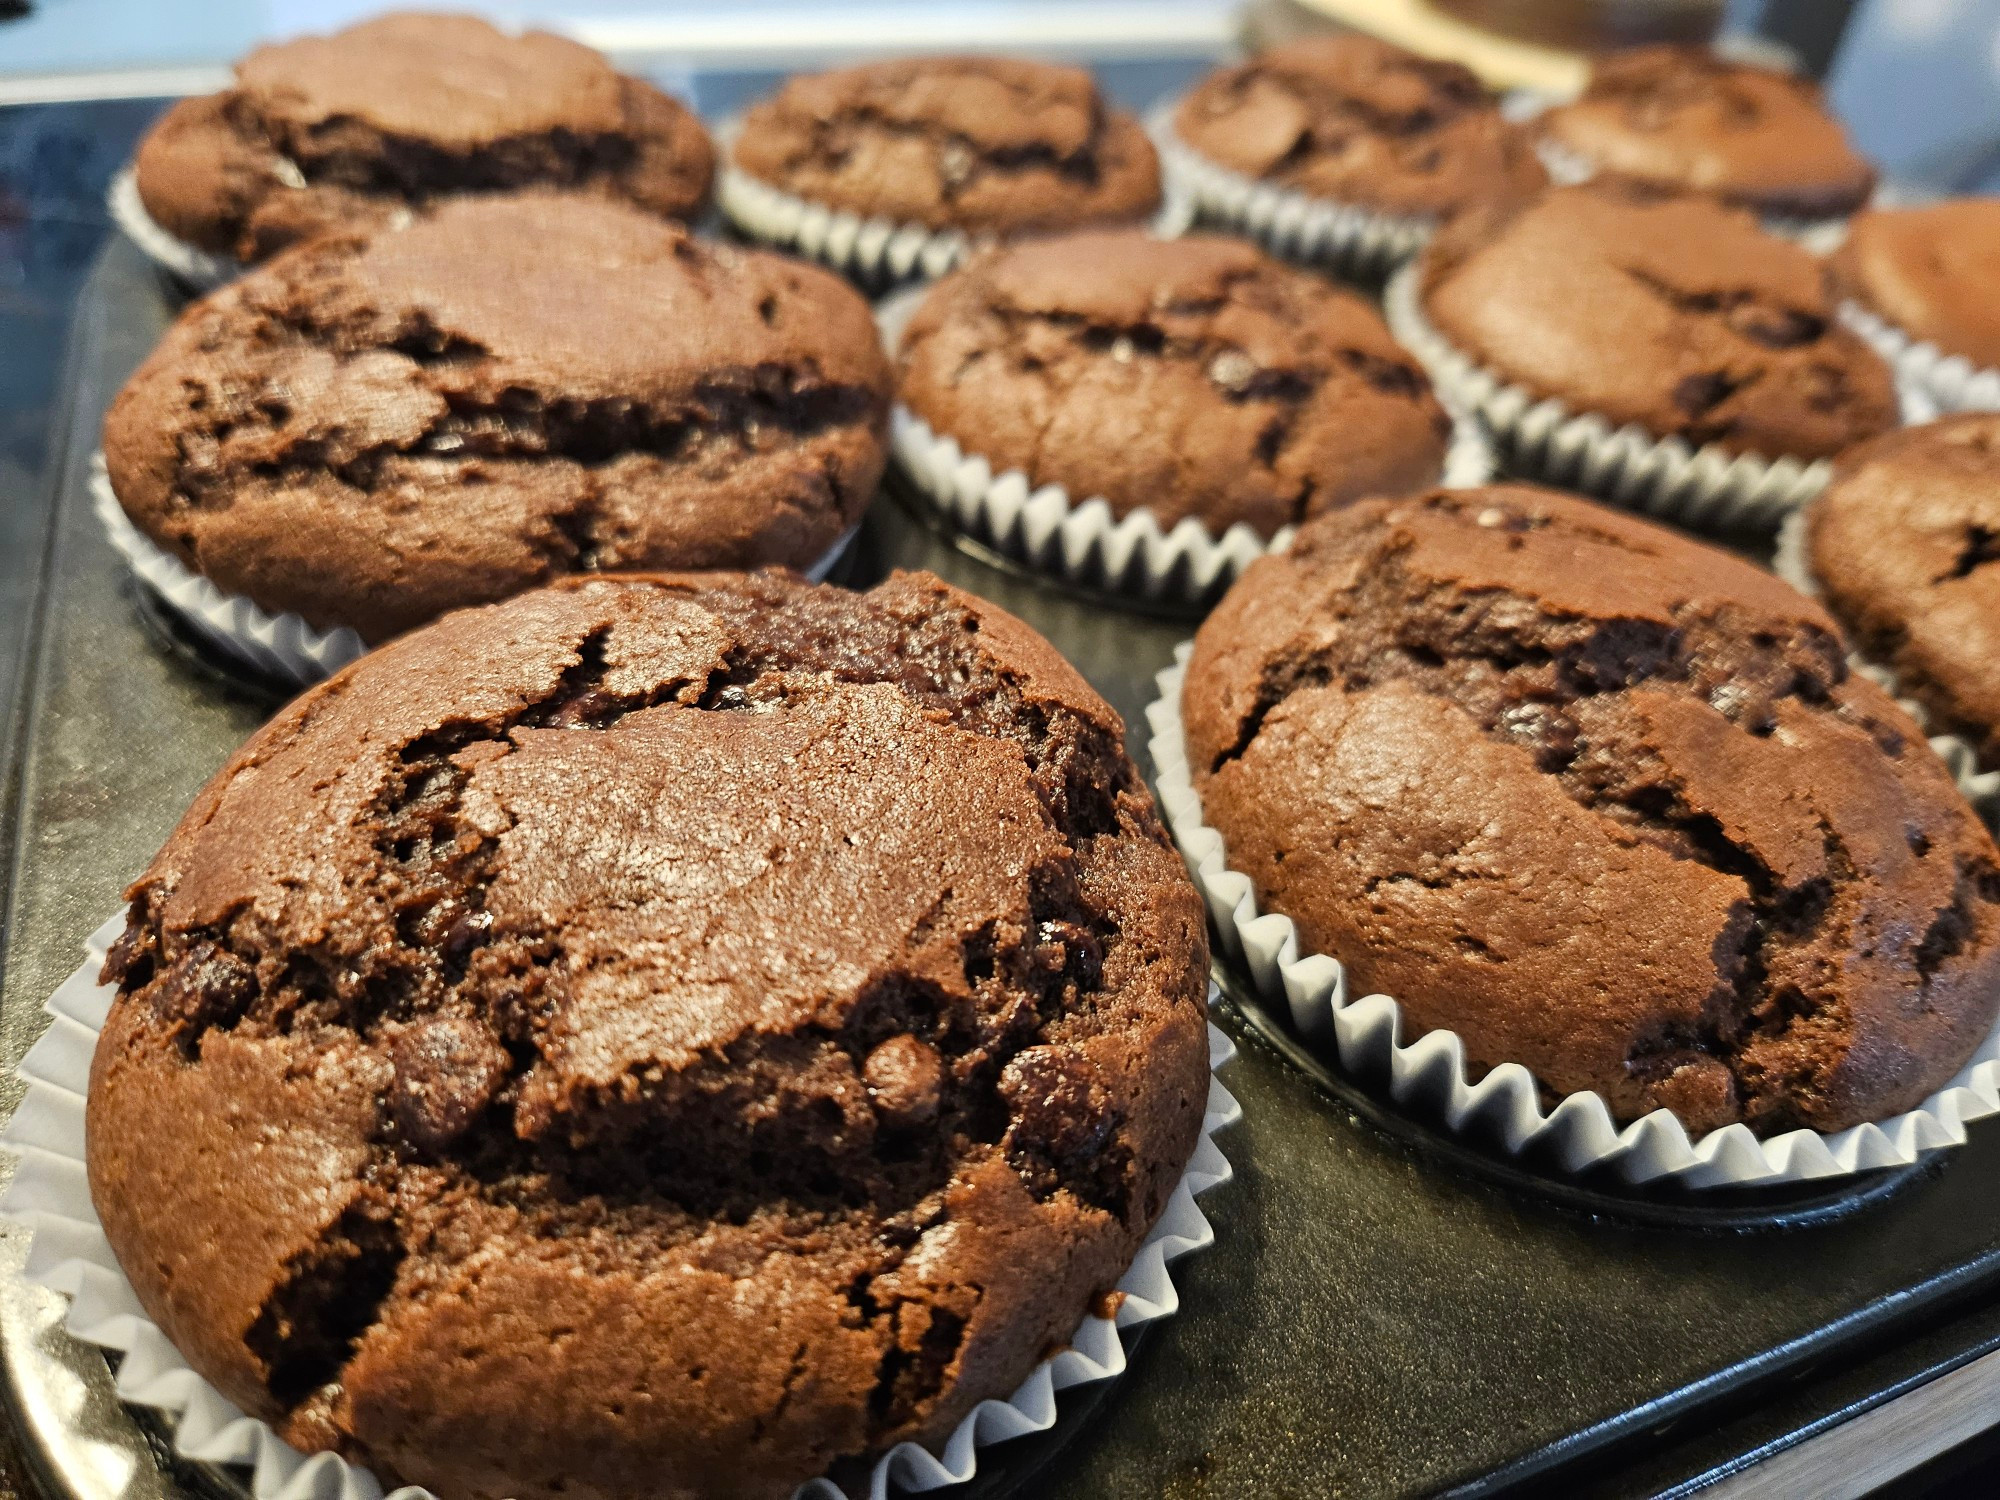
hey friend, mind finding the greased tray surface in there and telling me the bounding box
[8,90,2000,1500]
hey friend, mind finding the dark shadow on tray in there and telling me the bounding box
[129,580,299,709]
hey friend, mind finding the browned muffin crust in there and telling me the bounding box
[730,56,1161,234]
[1540,46,1875,219]
[103,193,891,644]
[1831,201,2000,369]
[1184,485,2000,1137]
[1419,184,1898,460]
[897,231,1450,537]
[1171,35,1547,217]
[86,571,1212,1500]
[1807,415,2000,763]
[133,12,714,264]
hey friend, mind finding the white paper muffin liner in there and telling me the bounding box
[874,288,1492,606]
[1153,106,1433,282]
[0,915,1238,1500]
[1383,263,1836,532]
[717,119,1195,290]
[1147,647,2000,1188]
[1773,508,2000,817]
[107,167,243,294]
[93,455,857,686]
[1840,300,2000,417]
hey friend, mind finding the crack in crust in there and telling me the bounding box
[1185,485,2000,1137]
[87,571,1210,1500]
[898,232,1450,538]
[1172,34,1547,215]
[732,57,1162,234]
[132,14,715,262]
[102,195,893,644]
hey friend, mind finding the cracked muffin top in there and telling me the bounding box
[1171,35,1547,217]
[1831,200,2000,369]
[897,231,1451,537]
[102,193,892,645]
[1184,484,2000,1137]
[1539,47,1874,219]
[729,56,1162,234]
[132,13,715,264]
[85,570,1212,1500]
[1418,184,1897,460]
[1806,416,2000,764]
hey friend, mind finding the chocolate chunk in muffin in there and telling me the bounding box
[1171,35,1546,217]
[729,56,1161,235]
[87,570,1211,1500]
[1806,415,2000,763]
[1419,183,1897,460]
[103,193,892,645]
[899,231,1450,537]
[1184,484,2000,1136]
[1831,200,2000,369]
[1539,47,1874,219]
[133,12,714,264]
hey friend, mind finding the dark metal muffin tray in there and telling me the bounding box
[9,88,2000,1500]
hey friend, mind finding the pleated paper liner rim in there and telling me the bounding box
[1840,300,2000,419]
[1147,646,2000,1190]
[1150,103,1434,282]
[1772,507,2000,820]
[93,455,860,688]
[93,458,366,684]
[716,117,1196,292]
[107,167,244,294]
[1383,263,1836,532]
[0,916,1239,1500]
[874,285,1494,611]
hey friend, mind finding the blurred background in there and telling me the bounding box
[0,0,1991,192]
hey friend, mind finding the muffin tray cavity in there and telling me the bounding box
[11,84,2000,1500]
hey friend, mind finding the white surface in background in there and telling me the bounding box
[1,0,1233,76]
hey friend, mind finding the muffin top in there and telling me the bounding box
[1539,46,1875,218]
[132,12,714,262]
[731,56,1162,234]
[898,232,1450,537]
[1419,184,1898,460]
[1807,415,2000,761]
[1831,200,2000,368]
[1184,484,2000,1137]
[103,193,892,644]
[1171,35,1547,217]
[87,571,1211,1500]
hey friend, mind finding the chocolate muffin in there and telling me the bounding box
[898,231,1450,537]
[1170,36,1546,218]
[103,193,891,645]
[86,570,1212,1500]
[1806,415,2000,762]
[1538,46,1874,218]
[1832,201,2000,369]
[1418,184,1898,460]
[132,13,713,266]
[1183,484,2000,1136]
[730,56,1161,235]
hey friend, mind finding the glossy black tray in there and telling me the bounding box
[7,91,2000,1500]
